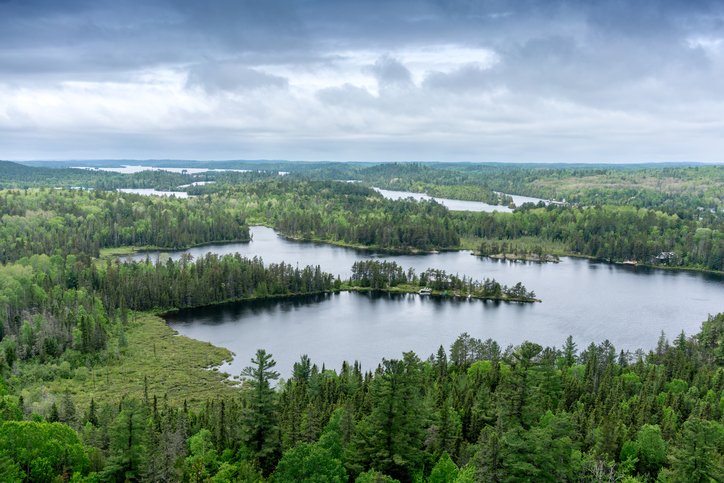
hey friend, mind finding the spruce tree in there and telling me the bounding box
[240,349,280,475]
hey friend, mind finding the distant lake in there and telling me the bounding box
[75,164,287,175]
[142,226,724,377]
[75,165,250,174]
[373,188,556,212]
[117,188,189,198]
[373,187,514,212]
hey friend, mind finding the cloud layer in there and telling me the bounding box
[1,0,723,162]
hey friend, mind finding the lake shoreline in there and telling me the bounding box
[99,237,252,259]
[345,285,540,303]
[103,225,724,277]
[158,283,539,319]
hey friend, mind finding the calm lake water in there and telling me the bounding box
[140,227,724,378]
[373,188,556,212]
[373,187,514,212]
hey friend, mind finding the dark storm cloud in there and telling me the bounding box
[2,0,718,73]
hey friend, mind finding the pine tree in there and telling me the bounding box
[350,352,426,481]
[48,402,60,423]
[475,424,502,483]
[562,336,577,367]
[240,349,280,475]
[60,390,77,427]
[669,418,723,482]
[86,398,98,427]
[102,399,148,482]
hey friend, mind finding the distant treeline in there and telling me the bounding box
[459,205,723,270]
[233,180,723,271]
[238,179,461,250]
[1,177,722,271]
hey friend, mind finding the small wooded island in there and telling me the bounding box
[346,260,539,303]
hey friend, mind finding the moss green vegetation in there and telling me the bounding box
[16,313,236,411]
[99,245,156,258]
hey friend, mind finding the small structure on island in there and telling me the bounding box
[418,287,432,295]
[654,251,676,264]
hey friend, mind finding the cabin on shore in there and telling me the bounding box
[654,251,677,264]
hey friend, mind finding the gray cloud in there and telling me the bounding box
[317,84,376,108]
[186,62,288,93]
[423,64,493,92]
[1,0,723,161]
[369,55,413,88]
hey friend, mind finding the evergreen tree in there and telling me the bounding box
[669,418,724,482]
[241,349,281,475]
[475,425,502,483]
[102,399,148,482]
[562,336,577,367]
[429,452,459,483]
[350,352,426,481]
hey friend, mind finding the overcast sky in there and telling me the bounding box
[1,0,723,162]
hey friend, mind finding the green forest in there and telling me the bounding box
[0,161,722,481]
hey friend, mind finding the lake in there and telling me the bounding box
[373,187,515,212]
[138,226,724,378]
[373,188,556,212]
[75,165,250,174]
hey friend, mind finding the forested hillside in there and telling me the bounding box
[0,189,250,263]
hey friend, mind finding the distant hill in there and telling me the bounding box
[0,160,119,188]
[0,160,37,174]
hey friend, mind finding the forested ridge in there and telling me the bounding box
[293,162,723,220]
[4,160,722,222]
